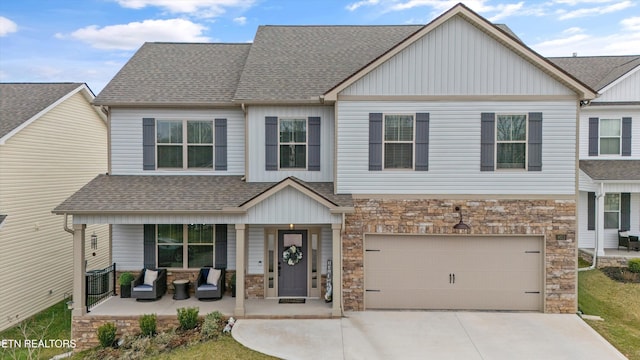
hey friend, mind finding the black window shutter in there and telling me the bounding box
[622,117,632,156]
[415,113,429,171]
[588,117,599,156]
[480,113,495,171]
[528,112,543,171]
[587,192,595,231]
[265,117,278,171]
[215,225,228,269]
[142,118,156,170]
[621,193,631,230]
[308,117,321,171]
[143,224,156,269]
[369,113,383,171]
[215,118,227,170]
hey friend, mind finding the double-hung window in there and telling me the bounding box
[157,224,214,268]
[604,193,620,229]
[384,114,414,169]
[279,118,307,169]
[157,120,213,169]
[496,114,527,169]
[599,119,621,155]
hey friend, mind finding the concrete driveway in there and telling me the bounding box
[232,311,627,360]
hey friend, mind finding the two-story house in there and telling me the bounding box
[550,56,640,259]
[55,4,597,341]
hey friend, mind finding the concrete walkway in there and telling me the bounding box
[232,311,627,360]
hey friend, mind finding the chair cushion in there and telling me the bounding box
[134,284,154,292]
[198,284,218,291]
[620,231,629,237]
[144,269,158,286]
[207,268,221,285]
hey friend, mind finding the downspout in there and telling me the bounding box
[63,213,74,235]
[579,182,603,271]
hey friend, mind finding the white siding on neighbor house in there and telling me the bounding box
[246,105,334,182]
[578,170,598,192]
[579,107,640,159]
[597,67,640,103]
[247,225,264,275]
[110,108,244,175]
[577,191,596,248]
[578,191,640,249]
[336,100,577,194]
[342,15,574,97]
[112,225,144,271]
[0,91,108,332]
[246,186,342,224]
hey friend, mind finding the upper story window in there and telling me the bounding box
[157,224,214,269]
[279,118,307,169]
[384,114,414,169]
[599,119,621,155]
[604,193,620,229]
[496,114,527,169]
[157,120,213,169]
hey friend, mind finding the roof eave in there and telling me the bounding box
[92,101,239,108]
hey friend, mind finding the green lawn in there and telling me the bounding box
[149,336,277,360]
[578,269,640,360]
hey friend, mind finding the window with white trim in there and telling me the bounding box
[157,224,214,268]
[279,118,307,169]
[604,193,620,229]
[496,114,527,169]
[599,119,621,155]
[384,114,414,169]
[157,120,213,169]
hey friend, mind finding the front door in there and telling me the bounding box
[278,230,308,297]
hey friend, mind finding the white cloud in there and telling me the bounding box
[0,16,18,37]
[346,0,380,11]
[533,30,640,56]
[554,0,618,5]
[233,16,247,25]
[621,16,640,31]
[69,19,210,50]
[563,27,584,34]
[488,2,525,22]
[558,0,634,20]
[114,0,254,18]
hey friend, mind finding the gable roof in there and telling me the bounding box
[549,55,640,92]
[93,43,252,106]
[580,160,640,181]
[0,82,90,142]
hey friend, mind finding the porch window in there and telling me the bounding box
[279,118,307,169]
[157,120,214,169]
[496,114,527,169]
[604,193,620,229]
[384,114,414,169]
[599,119,621,155]
[157,224,214,268]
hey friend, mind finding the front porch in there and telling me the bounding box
[579,248,640,268]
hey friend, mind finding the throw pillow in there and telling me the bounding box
[207,268,221,285]
[621,231,629,237]
[144,269,158,286]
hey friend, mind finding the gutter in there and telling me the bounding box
[579,182,603,272]
[63,213,74,235]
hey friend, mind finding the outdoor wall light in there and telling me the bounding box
[91,232,98,250]
[453,206,471,230]
[289,223,294,230]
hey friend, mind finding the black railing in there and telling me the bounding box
[86,263,116,312]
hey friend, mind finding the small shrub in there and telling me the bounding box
[629,258,640,273]
[202,311,224,339]
[97,322,117,348]
[139,313,157,337]
[119,272,135,285]
[177,307,199,330]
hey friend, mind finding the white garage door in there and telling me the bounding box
[365,235,543,311]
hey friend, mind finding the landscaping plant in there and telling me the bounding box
[97,322,117,348]
[629,258,640,273]
[177,307,199,330]
[139,313,157,337]
[202,311,225,339]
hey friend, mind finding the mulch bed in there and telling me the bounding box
[600,267,640,283]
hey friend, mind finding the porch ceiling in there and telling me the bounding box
[580,160,640,181]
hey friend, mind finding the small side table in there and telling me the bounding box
[173,279,190,300]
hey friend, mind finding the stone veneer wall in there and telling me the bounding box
[342,198,576,313]
[578,250,632,268]
[246,274,264,298]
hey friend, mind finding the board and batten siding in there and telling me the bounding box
[110,108,244,175]
[247,225,264,275]
[597,68,640,103]
[336,100,577,195]
[246,105,334,182]
[579,108,640,159]
[246,186,342,224]
[0,91,108,331]
[341,15,573,97]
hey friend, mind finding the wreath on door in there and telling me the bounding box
[283,245,303,266]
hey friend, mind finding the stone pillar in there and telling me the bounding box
[597,193,606,257]
[331,223,342,317]
[72,224,86,317]
[235,224,246,317]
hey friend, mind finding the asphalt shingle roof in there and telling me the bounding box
[53,175,352,214]
[93,43,251,106]
[0,82,84,139]
[580,160,640,181]
[549,55,640,91]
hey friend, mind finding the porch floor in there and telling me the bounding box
[87,295,334,319]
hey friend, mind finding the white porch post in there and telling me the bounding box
[234,224,246,317]
[331,223,342,317]
[72,224,86,316]
[597,193,606,257]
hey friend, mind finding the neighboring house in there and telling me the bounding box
[55,3,597,329]
[0,83,109,331]
[549,55,640,257]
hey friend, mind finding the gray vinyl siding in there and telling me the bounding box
[579,108,640,159]
[110,108,244,175]
[321,225,332,275]
[336,100,577,195]
[247,225,264,274]
[112,224,144,271]
[597,68,640,102]
[226,224,236,270]
[342,15,573,97]
[246,105,334,182]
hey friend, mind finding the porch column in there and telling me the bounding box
[234,224,246,317]
[331,223,342,317]
[597,193,606,257]
[72,224,86,316]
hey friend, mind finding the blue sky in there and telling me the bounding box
[1,0,639,94]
